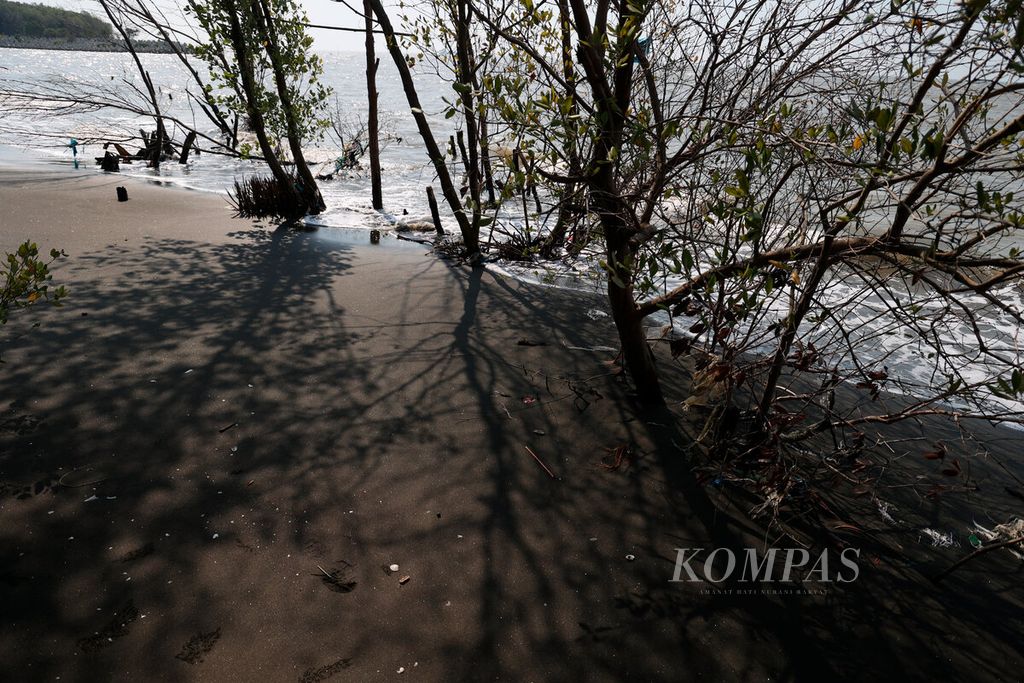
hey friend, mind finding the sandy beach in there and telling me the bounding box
[1,166,1023,682]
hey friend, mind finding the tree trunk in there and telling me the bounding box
[253,0,325,214]
[455,130,470,175]
[132,0,237,148]
[541,0,581,258]
[151,116,167,168]
[455,0,481,248]
[365,0,475,255]
[478,111,496,205]
[179,130,197,164]
[566,0,660,402]
[222,0,299,206]
[426,186,444,235]
[604,220,664,405]
[364,0,383,210]
[757,237,835,423]
[99,2,164,169]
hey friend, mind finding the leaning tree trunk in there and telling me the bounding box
[99,1,165,168]
[365,0,477,257]
[133,0,238,148]
[253,0,325,214]
[567,1,662,403]
[223,0,300,206]
[601,204,664,405]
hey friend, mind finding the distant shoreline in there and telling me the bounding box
[0,35,179,54]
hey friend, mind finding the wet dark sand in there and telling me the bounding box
[1,167,1022,682]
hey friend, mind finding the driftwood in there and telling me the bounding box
[96,142,143,167]
[395,233,432,245]
[100,151,120,172]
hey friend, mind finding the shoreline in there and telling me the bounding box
[0,38,179,54]
[5,143,1020,432]
[0,145,424,250]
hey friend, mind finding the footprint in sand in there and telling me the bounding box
[175,628,222,664]
[77,600,140,653]
[299,658,352,683]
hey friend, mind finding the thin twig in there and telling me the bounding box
[932,535,1024,582]
[525,446,557,479]
[57,470,107,488]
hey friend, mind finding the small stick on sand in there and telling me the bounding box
[57,469,107,488]
[525,446,556,479]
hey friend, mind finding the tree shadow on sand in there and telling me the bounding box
[0,224,1021,681]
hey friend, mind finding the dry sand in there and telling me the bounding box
[1,166,1022,682]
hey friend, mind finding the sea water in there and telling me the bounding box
[0,48,456,231]
[1,46,1022,423]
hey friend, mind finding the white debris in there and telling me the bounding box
[920,528,957,548]
[972,518,1024,559]
[876,500,898,525]
[389,564,400,572]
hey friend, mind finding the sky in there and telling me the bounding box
[29,0,372,51]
